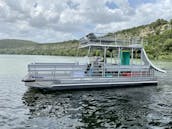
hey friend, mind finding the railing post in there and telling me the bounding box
[118,47,121,78]
[103,47,107,77]
[131,48,133,79]
[34,64,36,79]
[87,46,91,56]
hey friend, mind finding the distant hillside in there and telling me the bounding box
[0,39,84,56]
[107,19,171,38]
[107,19,172,60]
[0,19,172,60]
[0,39,37,49]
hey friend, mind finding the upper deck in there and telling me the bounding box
[79,33,143,49]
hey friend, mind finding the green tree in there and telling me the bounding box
[163,39,172,51]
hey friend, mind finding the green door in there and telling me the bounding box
[120,51,130,65]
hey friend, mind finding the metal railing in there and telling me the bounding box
[79,36,143,48]
[27,62,156,81]
[28,63,86,80]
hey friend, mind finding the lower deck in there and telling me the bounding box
[23,62,158,90]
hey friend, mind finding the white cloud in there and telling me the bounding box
[95,0,172,33]
[0,0,171,43]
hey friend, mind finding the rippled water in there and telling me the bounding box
[0,55,172,129]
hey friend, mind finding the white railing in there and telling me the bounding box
[28,63,87,80]
[27,63,156,81]
[79,37,142,48]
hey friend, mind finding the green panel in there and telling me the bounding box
[120,51,130,65]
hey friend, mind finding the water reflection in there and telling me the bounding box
[22,86,168,129]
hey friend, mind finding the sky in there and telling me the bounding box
[0,0,172,43]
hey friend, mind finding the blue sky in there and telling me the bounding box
[0,0,171,43]
[106,0,157,9]
[105,1,119,9]
[128,0,156,7]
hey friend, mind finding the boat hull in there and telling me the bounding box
[24,80,158,90]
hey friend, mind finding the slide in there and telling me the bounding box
[142,48,166,73]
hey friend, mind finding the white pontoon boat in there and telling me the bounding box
[22,33,166,90]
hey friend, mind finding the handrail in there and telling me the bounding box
[28,62,156,81]
[80,36,142,48]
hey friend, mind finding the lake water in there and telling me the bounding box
[0,54,172,129]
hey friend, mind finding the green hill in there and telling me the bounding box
[0,39,37,49]
[107,19,172,60]
[0,39,83,56]
[0,19,172,60]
